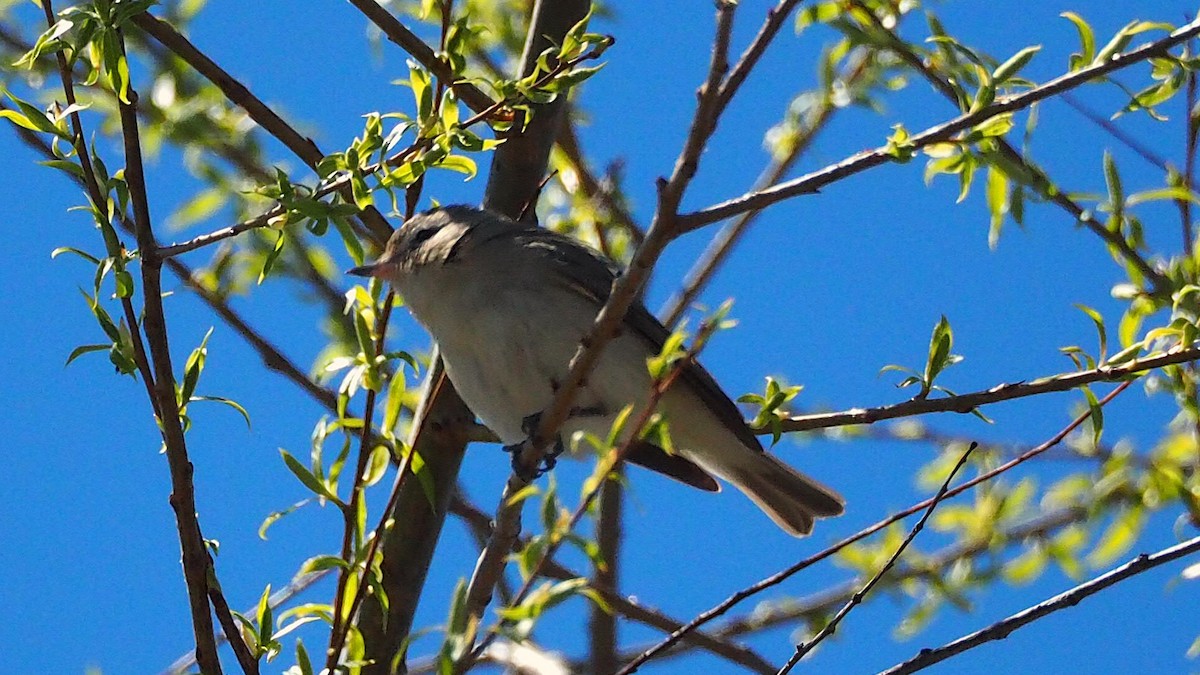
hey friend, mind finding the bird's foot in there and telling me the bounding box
[502,411,566,482]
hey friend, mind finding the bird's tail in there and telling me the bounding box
[720,451,844,537]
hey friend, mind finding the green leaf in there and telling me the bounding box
[362,444,390,486]
[796,1,841,33]
[381,367,409,435]
[992,45,1041,84]
[280,449,340,503]
[434,154,477,179]
[1081,385,1104,448]
[256,584,274,644]
[6,90,70,138]
[973,113,1014,139]
[259,230,286,284]
[169,188,226,230]
[985,166,1009,249]
[550,63,607,91]
[1002,542,1048,585]
[190,395,252,429]
[1075,304,1107,361]
[0,108,44,133]
[258,498,312,540]
[409,64,433,121]
[332,215,366,267]
[298,554,351,575]
[1103,150,1124,228]
[1087,506,1145,567]
[924,315,954,393]
[1061,12,1095,70]
[1094,20,1173,66]
[180,328,214,405]
[65,343,110,366]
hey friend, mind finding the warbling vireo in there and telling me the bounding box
[348,205,843,536]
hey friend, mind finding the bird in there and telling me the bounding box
[348,205,843,536]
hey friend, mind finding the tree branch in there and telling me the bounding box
[345,0,494,113]
[778,346,1200,433]
[617,381,1132,674]
[879,533,1200,675]
[459,3,740,659]
[845,1,1171,297]
[481,0,591,218]
[777,443,976,673]
[677,14,1200,299]
[589,467,624,675]
[131,11,394,246]
[110,24,227,675]
[714,0,802,113]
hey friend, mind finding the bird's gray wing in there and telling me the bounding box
[514,227,765,455]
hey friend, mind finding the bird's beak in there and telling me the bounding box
[347,261,383,278]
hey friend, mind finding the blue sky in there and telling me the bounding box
[2,1,1199,673]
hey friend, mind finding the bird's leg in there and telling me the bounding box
[502,411,566,481]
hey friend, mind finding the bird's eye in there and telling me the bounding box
[409,228,437,246]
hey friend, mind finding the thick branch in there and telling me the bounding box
[481,0,590,218]
[879,534,1200,674]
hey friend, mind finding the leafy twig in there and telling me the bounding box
[778,346,1200,433]
[346,0,494,113]
[677,14,1200,299]
[131,11,394,245]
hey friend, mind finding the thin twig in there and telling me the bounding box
[324,292,397,670]
[109,20,228,675]
[714,0,803,112]
[878,533,1200,675]
[677,16,1200,296]
[778,346,1200,433]
[131,12,394,245]
[843,2,1173,296]
[660,49,874,327]
[458,4,741,662]
[616,381,1132,674]
[447,494,778,673]
[345,0,494,113]
[777,443,977,673]
[1062,93,1182,183]
[154,37,608,259]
